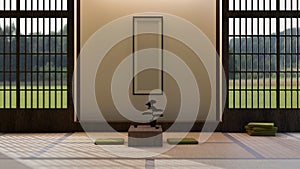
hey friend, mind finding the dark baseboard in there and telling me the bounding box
[71,121,223,132]
[221,109,300,132]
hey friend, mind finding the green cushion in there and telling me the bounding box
[167,138,198,145]
[245,126,278,132]
[247,122,274,129]
[247,130,276,136]
[245,122,277,136]
[94,138,124,145]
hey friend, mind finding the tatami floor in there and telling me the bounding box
[1,132,300,168]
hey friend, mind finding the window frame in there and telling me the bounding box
[223,0,300,110]
[0,0,74,110]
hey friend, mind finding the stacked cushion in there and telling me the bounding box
[245,122,278,136]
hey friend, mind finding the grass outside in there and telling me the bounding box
[229,79,300,108]
[228,90,300,108]
[1,82,299,109]
[0,86,67,108]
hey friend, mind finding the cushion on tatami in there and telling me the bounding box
[245,126,278,132]
[247,130,276,136]
[245,122,277,136]
[167,138,198,145]
[247,122,275,129]
[94,138,124,145]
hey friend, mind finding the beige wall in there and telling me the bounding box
[80,0,217,122]
[80,0,216,47]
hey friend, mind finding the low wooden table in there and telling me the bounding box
[128,125,163,147]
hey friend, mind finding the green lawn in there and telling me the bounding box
[228,89,300,108]
[1,83,299,109]
[0,86,67,108]
[229,78,300,108]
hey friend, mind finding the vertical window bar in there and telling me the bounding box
[9,18,12,108]
[42,17,45,107]
[290,17,293,108]
[245,17,248,108]
[55,18,57,108]
[61,18,63,108]
[269,17,272,108]
[285,18,287,108]
[43,18,45,108]
[25,18,27,108]
[276,0,280,109]
[3,18,6,108]
[263,18,265,108]
[252,17,254,108]
[16,0,20,109]
[257,18,260,108]
[239,18,242,108]
[31,17,33,108]
[48,18,51,108]
[43,17,49,108]
[233,0,235,11]
[285,0,287,11]
[37,18,39,108]
[297,17,299,108]
[233,18,236,108]
[228,20,231,107]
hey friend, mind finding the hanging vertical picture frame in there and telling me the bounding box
[133,16,163,95]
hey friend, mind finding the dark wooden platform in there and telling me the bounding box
[128,125,162,147]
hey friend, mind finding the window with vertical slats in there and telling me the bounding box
[0,0,72,109]
[224,0,300,109]
[0,18,17,108]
